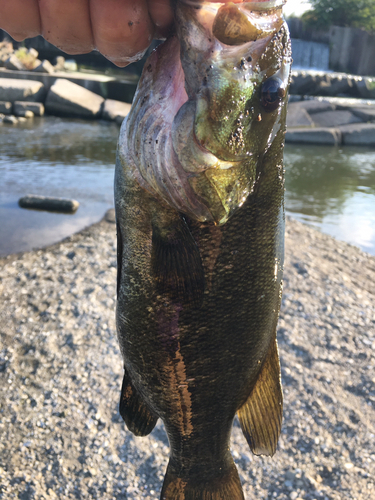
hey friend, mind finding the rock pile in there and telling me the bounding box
[1,42,129,124]
[286,97,375,146]
[0,41,69,74]
[1,38,375,145]
[290,69,375,100]
[0,77,130,125]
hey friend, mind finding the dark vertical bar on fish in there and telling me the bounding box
[115,1,291,498]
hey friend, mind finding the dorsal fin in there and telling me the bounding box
[237,338,283,456]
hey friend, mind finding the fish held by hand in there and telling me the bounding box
[115,1,291,499]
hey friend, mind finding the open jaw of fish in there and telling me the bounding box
[115,1,291,499]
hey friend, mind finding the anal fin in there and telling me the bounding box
[237,338,283,456]
[120,369,158,436]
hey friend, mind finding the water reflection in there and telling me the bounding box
[284,144,375,254]
[1,117,117,165]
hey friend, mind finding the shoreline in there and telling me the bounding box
[1,208,373,263]
[0,215,374,500]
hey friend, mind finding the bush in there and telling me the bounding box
[302,0,375,33]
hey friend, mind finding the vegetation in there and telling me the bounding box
[14,47,37,70]
[302,0,375,33]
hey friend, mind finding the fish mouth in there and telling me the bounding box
[213,2,285,45]
[180,0,287,48]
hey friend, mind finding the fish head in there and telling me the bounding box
[176,0,291,163]
[121,1,291,225]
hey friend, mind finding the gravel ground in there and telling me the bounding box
[0,214,374,500]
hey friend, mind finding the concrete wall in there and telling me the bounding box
[287,19,375,77]
[329,26,375,76]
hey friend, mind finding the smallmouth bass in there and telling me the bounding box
[115,1,291,498]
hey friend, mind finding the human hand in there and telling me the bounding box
[0,0,174,67]
[0,0,246,67]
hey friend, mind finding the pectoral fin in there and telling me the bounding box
[119,369,158,436]
[151,213,205,308]
[237,338,283,456]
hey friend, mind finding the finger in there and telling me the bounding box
[147,0,174,37]
[0,0,41,41]
[38,0,94,54]
[90,0,155,67]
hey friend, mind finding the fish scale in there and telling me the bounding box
[115,1,291,498]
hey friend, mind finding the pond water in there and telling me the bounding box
[284,144,375,256]
[1,117,374,256]
[0,117,118,256]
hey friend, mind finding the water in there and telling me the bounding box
[291,39,330,71]
[1,118,374,256]
[0,117,118,256]
[284,144,375,255]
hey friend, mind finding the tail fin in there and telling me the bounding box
[160,459,244,500]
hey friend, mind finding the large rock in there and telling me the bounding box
[0,101,12,115]
[64,59,78,72]
[5,54,25,71]
[28,48,39,60]
[45,79,104,118]
[350,107,375,122]
[340,123,375,146]
[16,109,34,119]
[292,99,336,114]
[286,127,342,146]
[317,73,355,97]
[31,58,42,70]
[33,59,55,74]
[290,70,375,99]
[311,110,363,128]
[324,96,375,109]
[13,101,45,117]
[53,56,66,71]
[286,104,314,128]
[104,208,116,223]
[290,71,323,96]
[355,77,375,100]
[0,78,45,102]
[0,41,13,67]
[3,115,18,125]
[101,99,131,121]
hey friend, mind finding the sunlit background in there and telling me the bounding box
[284,0,311,17]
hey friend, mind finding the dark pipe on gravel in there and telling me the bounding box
[19,195,79,213]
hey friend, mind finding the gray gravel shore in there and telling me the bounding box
[0,215,374,500]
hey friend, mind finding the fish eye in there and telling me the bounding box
[260,78,285,112]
